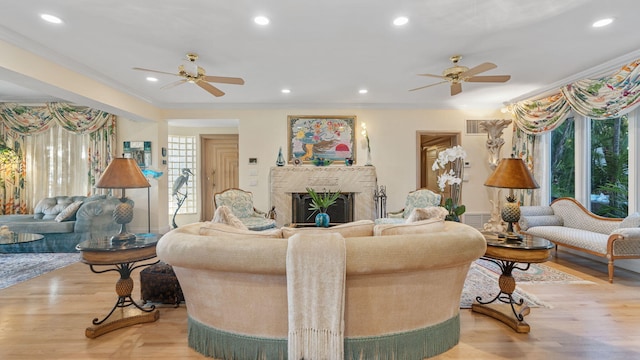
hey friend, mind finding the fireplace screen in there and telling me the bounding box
[291,192,354,225]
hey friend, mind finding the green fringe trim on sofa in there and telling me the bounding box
[344,315,460,360]
[188,317,287,360]
[188,314,460,360]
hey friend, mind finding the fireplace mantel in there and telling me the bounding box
[269,166,377,227]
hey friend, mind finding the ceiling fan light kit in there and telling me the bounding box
[409,55,511,96]
[133,53,244,97]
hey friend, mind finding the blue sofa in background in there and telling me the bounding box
[0,195,127,253]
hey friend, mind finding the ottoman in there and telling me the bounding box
[139,261,184,306]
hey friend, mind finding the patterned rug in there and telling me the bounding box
[475,258,594,284]
[0,253,81,290]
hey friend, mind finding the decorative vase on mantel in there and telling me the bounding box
[315,212,330,227]
[276,147,286,166]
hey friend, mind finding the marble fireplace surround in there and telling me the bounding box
[269,166,378,227]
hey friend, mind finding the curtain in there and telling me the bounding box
[511,127,539,206]
[512,58,640,134]
[0,103,115,214]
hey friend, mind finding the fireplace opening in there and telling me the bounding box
[291,192,354,225]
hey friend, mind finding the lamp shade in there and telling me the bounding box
[95,158,150,189]
[484,157,539,190]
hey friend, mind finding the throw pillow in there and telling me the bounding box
[54,200,84,222]
[405,206,448,223]
[212,205,248,230]
[374,218,444,236]
[618,212,640,228]
[281,220,374,238]
[200,222,283,238]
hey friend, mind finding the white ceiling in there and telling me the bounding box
[1,0,639,111]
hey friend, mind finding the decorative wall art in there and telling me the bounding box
[287,115,356,164]
[123,141,151,169]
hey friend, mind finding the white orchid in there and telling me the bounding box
[437,169,462,192]
[432,145,467,170]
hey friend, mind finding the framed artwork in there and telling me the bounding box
[287,115,356,164]
[123,141,151,168]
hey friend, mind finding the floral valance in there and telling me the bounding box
[0,102,112,135]
[512,58,640,134]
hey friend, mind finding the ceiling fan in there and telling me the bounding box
[133,53,244,97]
[409,55,511,96]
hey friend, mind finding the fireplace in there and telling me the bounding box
[269,166,377,227]
[291,192,354,225]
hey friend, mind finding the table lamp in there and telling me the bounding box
[95,158,150,242]
[484,156,539,237]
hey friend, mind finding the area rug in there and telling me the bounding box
[475,258,594,284]
[460,263,549,309]
[0,253,81,290]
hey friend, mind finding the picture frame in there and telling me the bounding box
[123,141,151,169]
[287,115,356,164]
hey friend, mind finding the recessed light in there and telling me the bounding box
[281,89,291,94]
[592,18,613,28]
[40,14,63,24]
[254,16,270,25]
[146,77,158,82]
[393,16,409,26]
[359,89,368,94]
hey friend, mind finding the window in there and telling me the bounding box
[590,115,628,218]
[168,136,196,214]
[547,114,630,218]
[550,117,575,200]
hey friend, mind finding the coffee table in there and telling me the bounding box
[0,232,44,245]
[76,233,160,338]
[472,232,553,333]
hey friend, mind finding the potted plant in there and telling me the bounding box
[306,187,341,227]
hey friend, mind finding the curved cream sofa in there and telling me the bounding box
[157,220,486,360]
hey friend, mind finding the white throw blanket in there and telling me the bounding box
[286,233,346,360]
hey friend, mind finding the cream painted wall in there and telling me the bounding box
[161,108,514,224]
[116,117,169,234]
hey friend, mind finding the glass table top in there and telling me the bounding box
[482,232,554,251]
[0,232,44,245]
[76,233,159,252]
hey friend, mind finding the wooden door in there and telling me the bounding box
[201,134,239,221]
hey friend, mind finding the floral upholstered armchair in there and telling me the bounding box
[375,188,442,224]
[213,188,276,231]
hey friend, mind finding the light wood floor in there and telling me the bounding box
[1,251,640,360]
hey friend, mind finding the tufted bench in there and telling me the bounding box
[519,197,640,283]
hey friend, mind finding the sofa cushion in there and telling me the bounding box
[55,200,84,222]
[2,218,75,234]
[281,220,374,239]
[405,206,448,223]
[524,226,609,254]
[374,218,445,236]
[212,205,248,230]
[33,196,87,220]
[200,222,283,238]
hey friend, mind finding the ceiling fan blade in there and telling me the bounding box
[451,83,462,96]
[466,75,511,83]
[160,79,187,89]
[203,76,245,85]
[418,73,447,79]
[459,62,496,79]
[408,80,449,92]
[197,81,225,97]
[132,67,179,76]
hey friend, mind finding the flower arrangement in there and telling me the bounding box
[432,145,467,221]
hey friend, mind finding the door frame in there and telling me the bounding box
[416,131,461,189]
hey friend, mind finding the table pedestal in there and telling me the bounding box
[85,261,159,338]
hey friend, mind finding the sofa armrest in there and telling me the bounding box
[74,196,132,240]
[610,227,640,239]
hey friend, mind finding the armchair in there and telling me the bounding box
[213,188,276,231]
[375,188,442,224]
